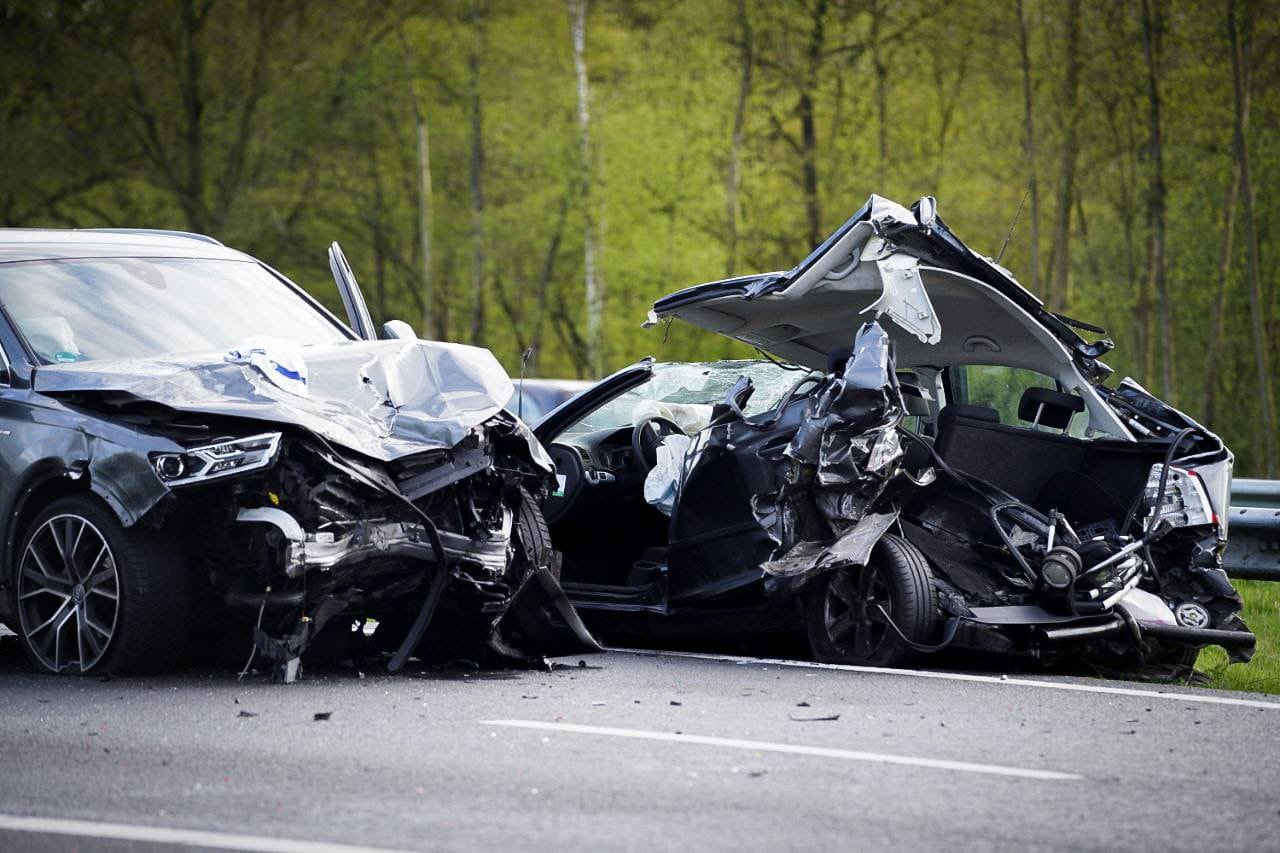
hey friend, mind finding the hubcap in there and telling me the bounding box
[16,514,120,674]
[823,565,892,660]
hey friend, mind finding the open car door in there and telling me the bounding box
[328,242,377,341]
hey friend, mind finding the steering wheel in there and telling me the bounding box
[630,416,686,474]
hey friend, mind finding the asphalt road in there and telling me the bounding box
[1,637,1278,852]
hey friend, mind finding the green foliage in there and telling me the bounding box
[2,0,1279,475]
[1199,581,1280,695]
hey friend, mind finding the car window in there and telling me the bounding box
[948,365,1057,424]
[560,360,806,439]
[0,257,347,364]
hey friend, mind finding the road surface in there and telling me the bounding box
[1,639,1278,851]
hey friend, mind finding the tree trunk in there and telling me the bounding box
[530,194,570,373]
[468,1,487,346]
[1228,0,1278,475]
[1045,0,1080,312]
[178,0,208,233]
[799,0,828,249]
[1202,159,1240,425]
[1015,0,1041,297]
[401,30,434,339]
[368,134,386,323]
[725,0,753,278]
[1141,0,1173,401]
[870,0,889,188]
[568,0,602,376]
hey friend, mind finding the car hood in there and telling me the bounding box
[649,194,1115,381]
[34,338,520,462]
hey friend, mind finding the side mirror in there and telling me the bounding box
[709,375,755,427]
[382,320,417,341]
[916,195,937,228]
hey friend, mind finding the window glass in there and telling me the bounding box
[560,360,808,438]
[0,258,347,364]
[949,365,1056,424]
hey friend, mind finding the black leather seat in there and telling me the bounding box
[934,403,1000,461]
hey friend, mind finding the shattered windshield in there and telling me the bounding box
[0,257,347,364]
[562,360,811,438]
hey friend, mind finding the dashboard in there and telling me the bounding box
[543,426,641,522]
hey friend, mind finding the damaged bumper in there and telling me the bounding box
[236,507,512,578]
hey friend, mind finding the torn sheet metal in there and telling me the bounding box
[751,321,906,556]
[763,511,899,578]
[33,339,524,464]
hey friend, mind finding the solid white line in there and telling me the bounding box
[0,814,410,853]
[612,648,1280,711]
[481,719,1081,781]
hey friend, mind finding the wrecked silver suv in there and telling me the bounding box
[0,229,596,680]
[536,196,1253,678]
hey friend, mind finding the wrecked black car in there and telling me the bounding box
[535,195,1254,677]
[0,228,596,679]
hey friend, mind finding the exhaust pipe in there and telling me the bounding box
[1040,617,1125,643]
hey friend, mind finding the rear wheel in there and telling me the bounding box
[11,494,190,675]
[805,534,938,667]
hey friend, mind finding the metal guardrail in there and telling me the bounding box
[1224,479,1280,581]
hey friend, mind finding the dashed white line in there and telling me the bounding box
[613,647,1280,711]
[0,814,410,853]
[481,719,1082,781]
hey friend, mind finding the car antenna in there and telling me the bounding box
[996,179,1032,264]
[517,346,534,419]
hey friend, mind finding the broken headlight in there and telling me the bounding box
[151,432,282,486]
[1142,464,1214,531]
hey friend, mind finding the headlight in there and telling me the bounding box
[151,433,282,486]
[1143,464,1214,530]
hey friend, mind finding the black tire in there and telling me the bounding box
[515,485,560,581]
[805,534,938,667]
[10,494,190,676]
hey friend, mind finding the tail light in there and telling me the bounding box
[1143,464,1214,531]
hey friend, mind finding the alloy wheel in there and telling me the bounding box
[16,514,120,674]
[823,565,893,660]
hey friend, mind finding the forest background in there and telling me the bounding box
[3,0,1279,476]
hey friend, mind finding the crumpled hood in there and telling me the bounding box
[34,338,519,462]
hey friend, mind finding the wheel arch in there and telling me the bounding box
[5,465,107,579]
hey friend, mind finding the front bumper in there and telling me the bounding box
[236,507,511,578]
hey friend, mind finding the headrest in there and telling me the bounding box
[900,382,931,417]
[1018,387,1085,430]
[938,403,999,430]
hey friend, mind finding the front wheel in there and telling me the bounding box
[11,494,191,675]
[805,534,939,667]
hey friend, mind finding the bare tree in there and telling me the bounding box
[725,0,754,278]
[1044,0,1081,311]
[468,0,488,346]
[1141,0,1173,400]
[1015,0,1041,296]
[401,30,435,339]
[568,0,603,376]
[799,0,829,249]
[1228,0,1277,475]
[1202,159,1240,425]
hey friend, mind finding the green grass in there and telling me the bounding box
[1198,581,1280,695]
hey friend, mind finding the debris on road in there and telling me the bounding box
[788,711,841,722]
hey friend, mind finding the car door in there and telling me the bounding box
[327,242,377,341]
[665,393,812,603]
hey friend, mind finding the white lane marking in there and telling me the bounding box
[613,648,1280,711]
[0,814,410,853]
[482,719,1081,781]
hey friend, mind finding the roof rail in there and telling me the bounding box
[80,228,224,247]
